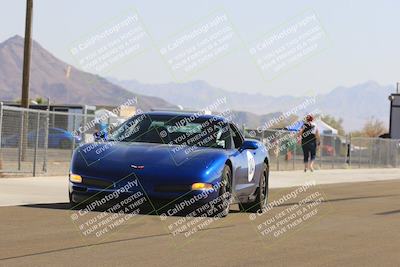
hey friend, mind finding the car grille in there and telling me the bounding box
[82,177,114,189]
[154,184,191,193]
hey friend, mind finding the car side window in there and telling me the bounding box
[49,129,59,135]
[230,123,244,149]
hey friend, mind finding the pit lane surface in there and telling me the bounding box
[1,179,399,266]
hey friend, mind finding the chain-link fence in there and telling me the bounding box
[0,104,96,176]
[349,137,400,168]
[1,104,399,176]
[243,128,400,171]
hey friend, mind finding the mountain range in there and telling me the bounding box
[0,35,393,131]
[110,79,393,131]
[0,35,175,110]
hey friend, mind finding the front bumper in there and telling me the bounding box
[69,182,220,210]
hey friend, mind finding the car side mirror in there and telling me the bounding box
[93,131,107,142]
[239,140,258,151]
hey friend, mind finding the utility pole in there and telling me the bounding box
[20,0,33,162]
[21,0,33,108]
[388,82,400,139]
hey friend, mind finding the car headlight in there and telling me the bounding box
[69,173,82,183]
[191,183,213,190]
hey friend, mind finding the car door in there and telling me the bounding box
[228,123,257,197]
[48,128,62,148]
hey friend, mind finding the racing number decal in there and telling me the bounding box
[246,151,256,182]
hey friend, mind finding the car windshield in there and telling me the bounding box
[108,114,231,149]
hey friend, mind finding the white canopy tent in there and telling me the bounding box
[315,119,338,135]
[286,118,339,135]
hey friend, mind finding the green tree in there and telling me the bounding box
[349,130,363,138]
[34,97,48,104]
[13,98,48,105]
[361,118,387,137]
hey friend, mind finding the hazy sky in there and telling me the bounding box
[0,0,399,96]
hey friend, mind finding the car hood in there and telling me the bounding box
[71,142,228,183]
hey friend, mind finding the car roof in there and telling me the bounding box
[49,127,67,132]
[143,111,228,122]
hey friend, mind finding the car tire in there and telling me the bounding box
[240,162,269,213]
[211,165,232,218]
[69,192,82,210]
[69,192,77,209]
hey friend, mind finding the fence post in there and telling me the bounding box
[396,140,399,168]
[378,139,382,167]
[319,135,323,169]
[331,135,334,169]
[0,102,3,175]
[71,114,76,156]
[0,102,3,146]
[42,109,49,173]
[277,140,280,171]
[83,105,88,136]
[369,139,373,168]
[261,130,265,144]
[292,143,296,170]
[348,134,352,167]
[358,138,362,168]
[18,111,24,170]
[33,112,40,177]
[387,139,391,167]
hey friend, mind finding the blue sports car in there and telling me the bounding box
[69,111,269,217]
[2,127,80,148]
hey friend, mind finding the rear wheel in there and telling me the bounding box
[241,163,269,212]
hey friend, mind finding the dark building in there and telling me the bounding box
[389,84,400,139]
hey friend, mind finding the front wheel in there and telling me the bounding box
[211,165,232,218]
[241,163,269,212]
[69,192,78,209]
[69,192,83,210]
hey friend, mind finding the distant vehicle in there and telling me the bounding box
[69,111,270,217]
[1,127,80,149]
[321,144,335,156]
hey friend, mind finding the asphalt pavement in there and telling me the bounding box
[0,169,399,266]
